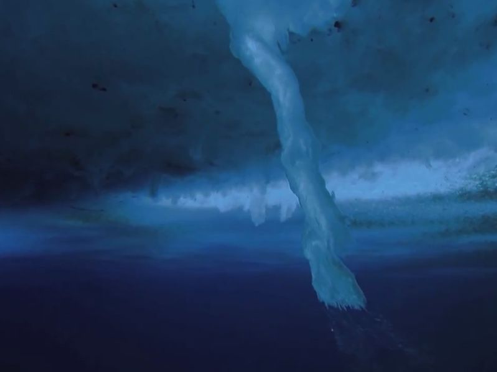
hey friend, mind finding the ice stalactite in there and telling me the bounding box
[218,1,366,309]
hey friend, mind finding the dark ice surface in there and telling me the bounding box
[1,234,496,371]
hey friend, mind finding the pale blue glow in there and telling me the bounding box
[159,148,497,223]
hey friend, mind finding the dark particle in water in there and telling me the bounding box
[91,83,108,92]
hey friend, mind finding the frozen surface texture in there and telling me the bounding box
[1,0,497,205]
[218,0,365,308]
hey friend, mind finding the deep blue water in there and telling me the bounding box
[1,245,496,371]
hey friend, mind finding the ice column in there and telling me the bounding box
[219,6,366,308]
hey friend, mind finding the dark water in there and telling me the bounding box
[1,246,497,371]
